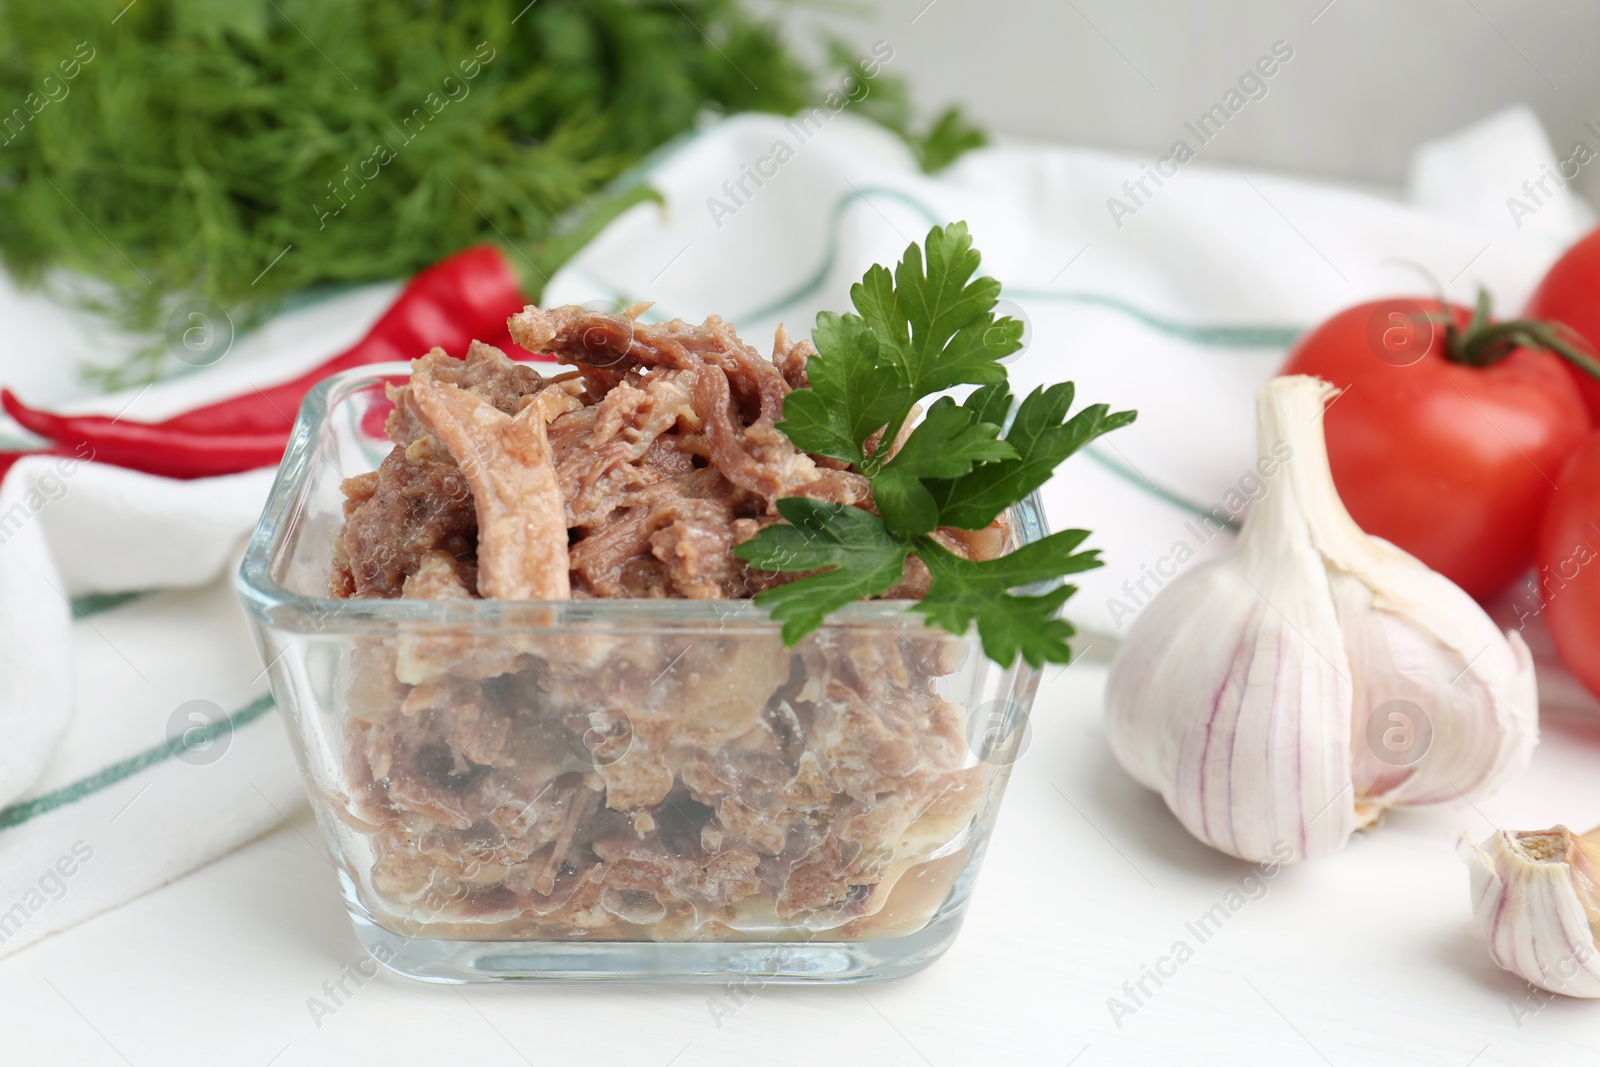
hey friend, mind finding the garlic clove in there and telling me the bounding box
[1459,825,1600,997]
[1287,374,1537,817]
[1312,455,1537,817]
[1335,572,1537,816]
[1106,375,1538,863]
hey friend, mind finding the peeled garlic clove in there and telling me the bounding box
[1105,375,1537,862]
[1459,825,1600,997]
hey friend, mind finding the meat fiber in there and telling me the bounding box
[407,347,570,599]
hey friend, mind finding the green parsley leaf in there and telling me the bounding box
[873,398,1014,536]
[779,220,1024,481]
[859,223,1018,419]
[739,222,1137,666]
[777,312,902,466]
[866,471,939,541]
[959,381,1015,428]
[732,498,909,644]
[928,383,1138,530]
[850,264,906,365]
[913,531,1104,668]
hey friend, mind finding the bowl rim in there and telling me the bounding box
[235,361,1052,635]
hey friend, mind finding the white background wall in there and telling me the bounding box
[770,0,1600,203]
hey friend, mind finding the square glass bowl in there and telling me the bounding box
[237,363,1044,983]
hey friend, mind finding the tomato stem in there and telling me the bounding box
[1443,288,1600,384]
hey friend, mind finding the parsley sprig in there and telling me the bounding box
[733,222,1136,668]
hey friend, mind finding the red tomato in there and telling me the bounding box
[1539,432,1600,699]
[1280,298,1592,602]
[1526,227,1600,422]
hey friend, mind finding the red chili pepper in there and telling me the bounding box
[1,394,290,479]
[2,244,543,480]
[166,244,535,436]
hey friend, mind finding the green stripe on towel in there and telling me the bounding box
[1083,445,1242,532]
[68,590,152,619]
[0,692,276,833]
[1001,288,1301,349]
[735,185,943,324]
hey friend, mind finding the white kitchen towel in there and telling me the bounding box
[0,459,297,958]
[0,105,1594,957]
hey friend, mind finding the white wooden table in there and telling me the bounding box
[2,656,1597,1066]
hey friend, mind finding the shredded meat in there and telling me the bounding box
[407,347,570,599]
[330,304,1016,942]
[340,307,992,601]
[332,448,476,599]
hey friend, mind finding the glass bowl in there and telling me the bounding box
[237,363,1045,983]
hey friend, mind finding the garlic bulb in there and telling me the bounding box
[1105,375,1537,862]
[1459,825,1600,997]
